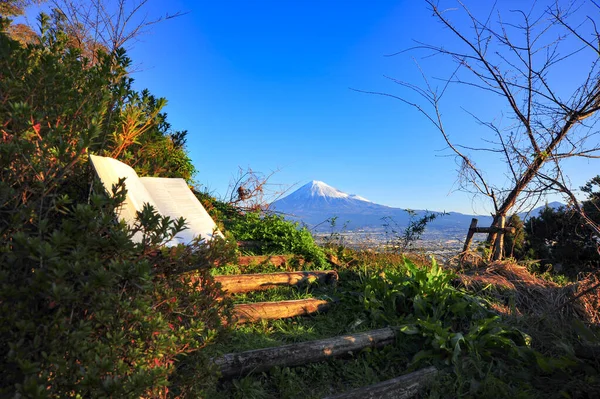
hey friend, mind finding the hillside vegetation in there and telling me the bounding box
[1,10,599,399]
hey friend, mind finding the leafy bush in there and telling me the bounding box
[357,259,552,395]
[105,88,197,182]
[0,13,232,396]
[1,183,230,397]
[360,259,489,332]
[525,205,599,275]
[504,214,526,259]
[520,176,600,274]
[226,212,327,266]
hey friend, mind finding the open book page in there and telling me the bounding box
[89,155,159,244]
[139,177,223,245]
[90,155,222,246]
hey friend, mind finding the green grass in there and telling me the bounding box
[210,345,416,399]
[173,251,600,398]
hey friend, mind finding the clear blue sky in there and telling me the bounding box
[27,0,599,214]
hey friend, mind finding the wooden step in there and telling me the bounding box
[230,298,331,325]
[213,327,396,378]
[237,255,303,267]
[323,366,438,399]
[214,270,338,294]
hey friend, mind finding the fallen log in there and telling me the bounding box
[214,327,396,377]
[214,270,338,294]
[323,366,438,399]
[231,298,331,325]
[237,255,303,267]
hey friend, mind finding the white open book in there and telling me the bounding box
[90,155,223,246]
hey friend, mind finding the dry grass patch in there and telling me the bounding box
[457,261,600,326]
[573,273,600,325]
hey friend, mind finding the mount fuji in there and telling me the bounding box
[271,181,388,214]
[270,181,562,237]
[270,181,484,235]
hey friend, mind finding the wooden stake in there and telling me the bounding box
[214,271,338,294]
[323,366,438,399]
[230,298,331,325]
[463,218,478,252]
[214,327,397,378]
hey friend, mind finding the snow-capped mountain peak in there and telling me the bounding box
[271,180,382,215]
[270,180,564,236]
[302,180,371,202]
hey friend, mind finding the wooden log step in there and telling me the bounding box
[214,327,396,378]
[231,298,331,325]
[237,255,303,267]
[322,366,438,399]
[214,270,338,294]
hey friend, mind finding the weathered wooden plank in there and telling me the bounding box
[323,366,438,399]
[231,298,331,325]
[463,218,478,252]
[237,255,303,267]
[214,270,338,294]
[214,327,397,378]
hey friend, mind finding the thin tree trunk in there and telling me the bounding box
[492,216,506,260]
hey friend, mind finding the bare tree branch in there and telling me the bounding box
[49,0,187,62]
[368,0,600,259]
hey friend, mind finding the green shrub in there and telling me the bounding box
[357,259,550,395]
[504,214,526,259]
[226,212,327,266]
[525,204,599,275]
[521,176,600,274]
[0,181,231,397]
[0,13,232,397]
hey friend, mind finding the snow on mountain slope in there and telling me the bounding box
[304,181,373,202]
[271,181,387,214]
[270,180,466,233]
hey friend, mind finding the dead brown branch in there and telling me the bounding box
[225,167,291,213]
